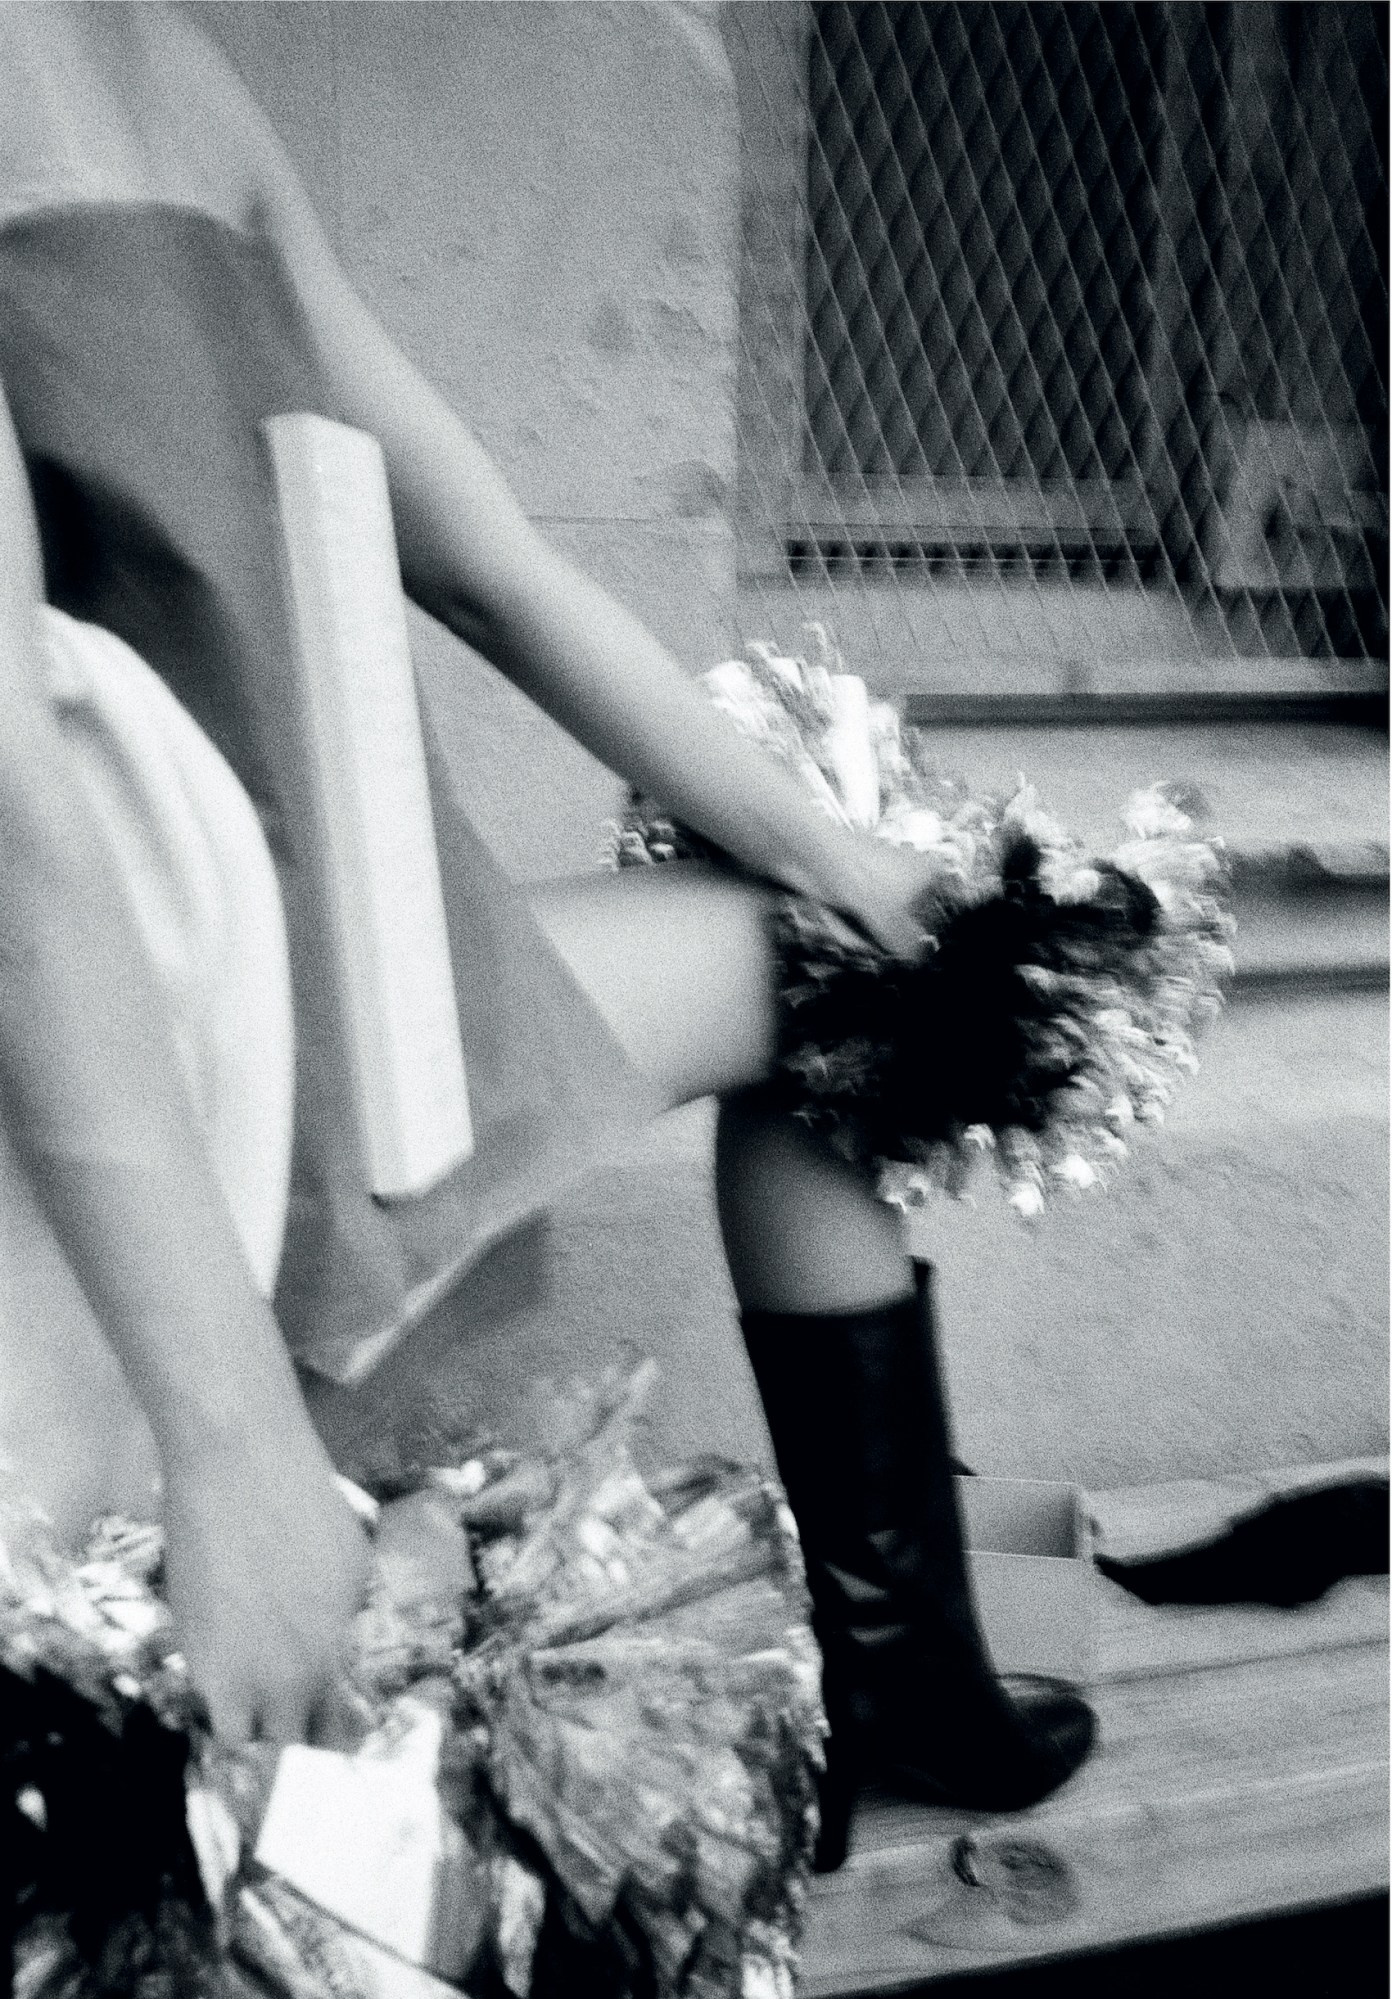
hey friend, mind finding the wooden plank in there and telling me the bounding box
[1093,1573,1389,1683]
[798,1640,1388,1995]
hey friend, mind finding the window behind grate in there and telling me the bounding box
[730,1,1388,663]
[808,4,1159,488]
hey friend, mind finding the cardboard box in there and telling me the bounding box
[958,1475,1096,1683]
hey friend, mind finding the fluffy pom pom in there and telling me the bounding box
[607,639,1233,1213]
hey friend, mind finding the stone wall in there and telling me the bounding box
[200,3,1386,1494]
[200,0,740,880]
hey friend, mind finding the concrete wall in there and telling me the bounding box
[202,4,1386,1497]
[200,0,740,880]
[919,989,1389,1488]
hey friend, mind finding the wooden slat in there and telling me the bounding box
[799,1640,1388,1995]
[1092,1573,1388,1683]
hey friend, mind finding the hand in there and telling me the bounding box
[819,833,949,961]
[162,1422,372,1746]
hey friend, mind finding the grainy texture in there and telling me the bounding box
[797,1587,1389,1994]
[200,0,741,885]
[194,5,1387,1498]
[310,990,1388,1496]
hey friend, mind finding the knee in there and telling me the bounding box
[714,1091,912,1314]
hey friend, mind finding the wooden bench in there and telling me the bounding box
[800,1572,1388,1993]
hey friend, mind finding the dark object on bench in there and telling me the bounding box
[1095,1479,1389,1608]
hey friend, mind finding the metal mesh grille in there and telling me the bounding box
[725,1,1388,672]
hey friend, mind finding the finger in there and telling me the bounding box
[179,1682,217,1741]
[864,912,924,961]
[825,902,892,957]
[308,1678,375,1752]
[202,1684,258,1749]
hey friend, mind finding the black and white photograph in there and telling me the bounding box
[0,4,1386,1995]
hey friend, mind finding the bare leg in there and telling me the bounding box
[529,865,779,1106]
[4,863,902,1544]
[530,865,913,1313]
[534,865,1092,1863]
[714,1091,912,1312]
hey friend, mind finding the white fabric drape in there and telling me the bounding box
[41,606,294,1296]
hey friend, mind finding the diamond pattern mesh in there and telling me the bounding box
[725,1,1388,667]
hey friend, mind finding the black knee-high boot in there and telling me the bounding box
[741,1262,1095,1872]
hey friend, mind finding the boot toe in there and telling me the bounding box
[1001,1674,1096,1788]
[880,1673,1097,1812]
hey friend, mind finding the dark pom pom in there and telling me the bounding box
[771,863,1165,1167]
[997,829,1043,894]
[4,1663,222,1996]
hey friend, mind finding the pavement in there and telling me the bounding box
[899,721,1387,863]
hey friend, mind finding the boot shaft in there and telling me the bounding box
[740,1261,1096,1839]
[740,1263,973,1619]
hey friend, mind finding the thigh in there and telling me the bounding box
[529,864,779,1111]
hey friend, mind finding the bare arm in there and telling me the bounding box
[167,20,936,955]
[0,388,368,1741]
